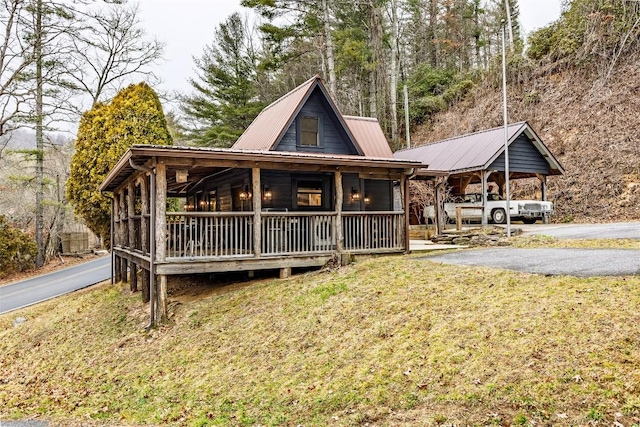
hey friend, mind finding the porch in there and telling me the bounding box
[102,145,420,325]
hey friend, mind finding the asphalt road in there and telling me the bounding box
[517,221,640,239]
[427,247,640,276]
[427,222,640,277]
[0,256,111,314]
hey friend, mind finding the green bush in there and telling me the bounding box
[0,215,38,278]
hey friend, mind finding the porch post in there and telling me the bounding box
[113,188,122,282]
[402,174,410,254]
[139,175,150,303]
[334,171,344,253]
[119,189,128,281]
[127,181,137,292]
[155,163,168,323]
[252,167,262,258]
[481,170,488,226]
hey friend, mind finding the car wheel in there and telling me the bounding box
[492,208,506,224]
[522,218,537,224]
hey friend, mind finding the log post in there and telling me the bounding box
[334,171,344,253]
[481,170,488,226]
[119,190,128,281]
[139,175,150,302]
[113,189,122,282]
[252,167,261,258]
[155,163,168,323]
[402,174,410,254]
[127,181,137,292]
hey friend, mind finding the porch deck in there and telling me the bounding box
[114,210,405,275]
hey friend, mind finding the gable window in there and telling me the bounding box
[297,180,323,207]
[300,116,319,146]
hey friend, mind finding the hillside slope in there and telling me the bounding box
[2,254,640,426]
[412,58,640,223]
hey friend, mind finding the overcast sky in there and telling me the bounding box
[135,0,563,109]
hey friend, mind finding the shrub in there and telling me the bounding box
[0,215,38,278]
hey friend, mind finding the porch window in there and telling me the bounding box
[297,180,323,207]
[300,117,319,146]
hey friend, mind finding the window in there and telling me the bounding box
[300,116,319,146]
[297,180,323,207]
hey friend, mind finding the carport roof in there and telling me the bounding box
[393,121,564,176]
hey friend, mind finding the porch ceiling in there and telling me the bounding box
[100,145,423,193]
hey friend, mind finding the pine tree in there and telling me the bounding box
[66,83,172,245]
[180,13,266,147]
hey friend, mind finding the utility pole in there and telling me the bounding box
[501,20,511,238]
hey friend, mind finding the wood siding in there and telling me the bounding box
[489,135,551,174]
[274,88,358,155]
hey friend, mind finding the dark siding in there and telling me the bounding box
[364,180,392,211]
[261,171,294,211]
[489,134,550,174]
[193,169,251,212]
[275,87,359,155]
[342,173,362,211]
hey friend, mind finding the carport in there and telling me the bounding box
[394,121,564,231]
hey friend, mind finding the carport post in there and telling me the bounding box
[541,175,548,224]
[481,170,488,226]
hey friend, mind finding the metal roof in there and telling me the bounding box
[232,76,318,151]
[343,116,393,158]
[100,144,422,193]
[232,75,399,158]
[393,121,564,176]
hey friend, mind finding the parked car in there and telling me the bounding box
[424,193,554,224]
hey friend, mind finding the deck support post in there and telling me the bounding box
[481,170,488,226]
[334,171,344,254]
[129,261,138,292]
[114,256,122,282]
[155,163,168,323]
[139,175,150,302]
[280,267,291,279]
[127,181,137,291]
[252,168,262,257]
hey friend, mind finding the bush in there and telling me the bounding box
[0,215,38,278]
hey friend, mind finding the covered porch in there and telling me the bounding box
[101,145,420,324]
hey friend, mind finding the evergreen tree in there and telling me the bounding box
[180,13,266,147]
[66,83,172,245]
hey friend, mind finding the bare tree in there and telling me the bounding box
[68,3,164,106]
[0,0,33,143]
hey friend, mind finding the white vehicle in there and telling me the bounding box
[425,193,554,224]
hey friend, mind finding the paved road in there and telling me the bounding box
[426,222,640,277]
[427,248,640,276]
[517,221,640,239]
[0,256,111,314]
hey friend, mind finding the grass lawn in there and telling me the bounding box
[1,254,639,426]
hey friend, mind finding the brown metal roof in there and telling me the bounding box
[394,121,564,176]
[232,76,318,151]
[343,116,393,158]
[100,144,422,193]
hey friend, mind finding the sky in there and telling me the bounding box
[135,0,563,109]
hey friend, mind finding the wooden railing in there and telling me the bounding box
[161,210,404,260]
[166,212,254,258]
[261,212,336,255]
[343,211,404,251]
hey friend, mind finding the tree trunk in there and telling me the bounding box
[322,0,337,97]
[389,0,399,142]
[35,0,44,268]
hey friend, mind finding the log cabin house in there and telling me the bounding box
[99,76,422,324]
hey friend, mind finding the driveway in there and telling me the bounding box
[426,222,640,277]
[426,248,640,276]
[517,221,640,239]
[0,256,111,314]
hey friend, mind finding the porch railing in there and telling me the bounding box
[166,212,254,258]
[343,211,404,251]
[261,212,336,255]
[162,211,404,259]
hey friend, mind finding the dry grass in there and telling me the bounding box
[1,256,640,426]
